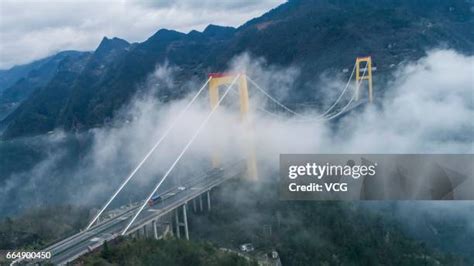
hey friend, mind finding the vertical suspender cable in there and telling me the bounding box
[247,77,303,116]
[321,66,368,120]
[254,65,367,122]
[292,65,368,122]
[247,62,356,118]
[317,63,356,117]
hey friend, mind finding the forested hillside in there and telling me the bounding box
[1,0,473,139]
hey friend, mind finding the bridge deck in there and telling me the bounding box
[38,164,243,265]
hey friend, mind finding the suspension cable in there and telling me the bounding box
[247,62,355,119]
[254,66,367,123]
[319,65,367,120]
[229,89,285,119]
[290,66,368,122]
[322,91,356,120]
[121,75,240,235]
[85,77,212,230]
[247,77,303,116]
[318,62,356,117]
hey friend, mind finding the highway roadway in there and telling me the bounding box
[15,163,243,265]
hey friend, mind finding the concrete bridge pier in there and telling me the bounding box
[192,191,211,214]
[174,204,189,240]
[175,208,181,238]
[152,220,158,240]
[199,194,203,212]
[183,203,189,240]
[207,190,211,211]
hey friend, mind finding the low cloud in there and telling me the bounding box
[0,49,473,219]
[333,49,474,153]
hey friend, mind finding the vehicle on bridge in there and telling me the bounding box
[148,194,162,206]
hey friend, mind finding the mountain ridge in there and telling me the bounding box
[1,0,473,139]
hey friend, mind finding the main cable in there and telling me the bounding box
[322,66,367,120]
[85,77,212,230]
[317,62,356,117]
[290,65,368,122]
[247,77,303,116]
[121,75,240,235]
[254,65,367,122]
[247,62,356,119]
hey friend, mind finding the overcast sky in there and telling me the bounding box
[0,0,285,69]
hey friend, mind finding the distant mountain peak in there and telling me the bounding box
[148,29,186,42]
[96,37,129,51]
[2,0,473,139]
[203,24,236,39]
[94,36,130,59]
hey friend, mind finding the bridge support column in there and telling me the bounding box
[152,220,158,240]
[175,209,181,239]
[143,225,148,238]
[174,205,189,240]
[183,203,189,240]
[193,198,197,212]
[199,194,203,212]
[207,190,211,211]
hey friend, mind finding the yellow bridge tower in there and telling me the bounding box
[355,56,373,103]
[208,73,258,181]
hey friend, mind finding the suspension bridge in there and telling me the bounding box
[12,57,374,265]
